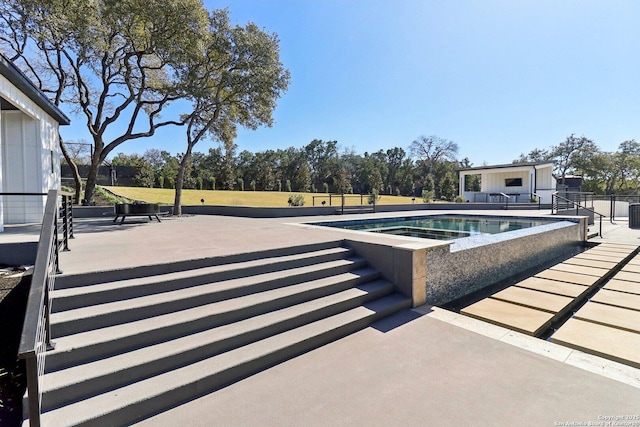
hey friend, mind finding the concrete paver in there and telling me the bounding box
[613,270,640,283]
[622,263,640,274]
[549,263,609,277]
[591,288,640,311]
[535,269,600,286]
[574,302,640,334]
[573,252,627,263]
[563,257,618,269]
[491,286,573,313]
[604,279,640,295]
[552,318,640,369]
[460,298,553,336]
[514,276,588,297]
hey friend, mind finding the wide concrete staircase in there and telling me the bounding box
[32,241,411,426]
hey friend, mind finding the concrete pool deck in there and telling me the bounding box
[5,209,640,424]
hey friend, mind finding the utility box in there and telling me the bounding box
[629,204,640,229]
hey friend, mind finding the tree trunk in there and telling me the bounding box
[58,135,83,204]
[173,145,194,216]
[83,156,101,204]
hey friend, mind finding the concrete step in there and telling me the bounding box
[40,280,396,411]
[54,240,346,289]
[45,267,380,371]
[37,294,412,427]
[52,246,355,311]
[50,257,369,337]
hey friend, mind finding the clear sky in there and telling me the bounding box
[60,0,640,166]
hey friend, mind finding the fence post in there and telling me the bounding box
[610,195,615,221]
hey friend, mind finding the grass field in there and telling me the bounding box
[102,186,419,207]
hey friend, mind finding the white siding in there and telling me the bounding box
[0,73,61,226]
[482,171,530,194]
[535,165,555,190]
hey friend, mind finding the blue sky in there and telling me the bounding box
[61,0,640,166]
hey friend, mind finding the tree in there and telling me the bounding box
[513,148,552,164]
[552,134,598,181]
[440,171,457,201]
[410,135,458,176]
[333,167,352,194]
[305,139,339,189]
[172,9,289,214]
[293,161,312,192]
[1,0,210,203]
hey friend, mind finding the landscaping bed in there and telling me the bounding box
[0,269,30,427]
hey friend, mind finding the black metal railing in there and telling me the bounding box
[552,192,603,237]
[312,194,377,214]
[312,193,370,207]
[16,190,73,427]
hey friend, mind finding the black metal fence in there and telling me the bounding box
[312,194,377,214]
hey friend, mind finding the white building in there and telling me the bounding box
[458,161,556,204]
[0,54,70,231]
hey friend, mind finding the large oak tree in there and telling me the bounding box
[0,0,209,203]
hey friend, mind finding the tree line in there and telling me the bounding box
[514,134,640,195]
[65,136,472,201]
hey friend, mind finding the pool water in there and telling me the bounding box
[312,215,558,241]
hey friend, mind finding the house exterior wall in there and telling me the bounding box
[481,170,530,194]
[460,163,556,204]
[0,73,61,227]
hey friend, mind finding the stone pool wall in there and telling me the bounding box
[423,219,587,306]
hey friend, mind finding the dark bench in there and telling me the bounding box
[113,203,161,224]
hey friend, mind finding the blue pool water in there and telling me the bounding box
[311,215,558,241]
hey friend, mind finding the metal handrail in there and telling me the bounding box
[552,192,604,237]
[498,192,510,210]
[17,189,72,427]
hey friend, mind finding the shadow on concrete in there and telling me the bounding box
[71,218,159,234]
[370,309,424,333]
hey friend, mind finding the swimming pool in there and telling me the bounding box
[312,215,559,241]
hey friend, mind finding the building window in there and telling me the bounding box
[51,150,54,174]
[505,178,522,187]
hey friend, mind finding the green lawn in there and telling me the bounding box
[103,186,419,207]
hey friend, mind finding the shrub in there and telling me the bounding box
[157,176,165,189]
[197,177,203,190]
[237,178,244,191]
[367,190,381,205]
[287,194,305,206]
[286,179,292,192]
[322,182,329,193]
[210,176,216,190]
[422,189,434,203]
[454,196,464,203]
[167,177,175,189]
[250,180,256,191]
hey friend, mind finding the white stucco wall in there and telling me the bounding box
[0,73,61,226]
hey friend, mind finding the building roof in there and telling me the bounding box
[0,53,70,125]
[458,161,554,172]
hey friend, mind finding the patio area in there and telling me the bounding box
[4,209,640,425]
